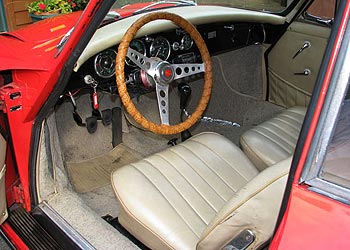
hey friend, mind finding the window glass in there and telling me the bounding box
[320,99,350,189]
[307,0,336,19]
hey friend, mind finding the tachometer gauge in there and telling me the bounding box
[181,34,193,50]
[126,39,146,66]
[94,49,117,78]
[150,36,171,60]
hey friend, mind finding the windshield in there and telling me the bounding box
[112,0,296,13]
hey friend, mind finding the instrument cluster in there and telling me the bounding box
[69,21,267,93]
[93,29,197,80]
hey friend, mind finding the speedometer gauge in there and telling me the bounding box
[126,39,146,67]
[150,36,171,60]
[181,34,193,50]
[94,49,117,78]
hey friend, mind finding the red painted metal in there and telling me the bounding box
[0,222,29,250]
[0,1,105,210]
[270,0,350,249]
[0,1,182,246]
[271,185,350,249]
[0,1,163,210]
[116,2,175,17]
[0,12,81,71]
[0,0,349,248]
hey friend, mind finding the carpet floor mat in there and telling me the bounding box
[66,144,142,193]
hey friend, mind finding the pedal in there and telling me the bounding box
[86,116,97,134]
[101,109,112,126]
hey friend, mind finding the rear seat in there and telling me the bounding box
[240,106,307,171]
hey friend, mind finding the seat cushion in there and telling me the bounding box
[111,132,258,250]
[240,106,306,170]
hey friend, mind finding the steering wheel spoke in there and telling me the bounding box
[172,63,205,80]
[127,48,155,71]
[156,83,170,125]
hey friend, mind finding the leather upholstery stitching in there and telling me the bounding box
[282,109,306,119]
[270,117,301,133]
[177,143,237,193]
[261,121,298,142]
[157,151,221,213]
[277,113,304,126]
[249,128,293,154]
[168,148,228,203]
[146,155,212,226]
[260,122,298,147]
[183,140,253,183]
[139,160,204,237]
[197,171,288,247]
[240,136,268,169]
[111,170,176,250]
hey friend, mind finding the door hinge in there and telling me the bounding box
[13,184,25,205]
[0,84,22,113]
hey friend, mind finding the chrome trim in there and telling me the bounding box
[300,18,350,204]
[180,34,193,50]
[156,83,170,125]
[150,36,171,61]
[223,229,255,250]
[126,39,147,67]
[38,201,96,250]
[93,49,117,79]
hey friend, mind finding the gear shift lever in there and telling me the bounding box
[178,83,192,141]
[178,83,192,110]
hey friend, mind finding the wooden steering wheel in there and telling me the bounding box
[116,12,212,135]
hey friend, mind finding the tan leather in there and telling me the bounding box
[112,132,290,249]
[0,134,7,225]
[268,21,330,108]
[197,157,290,250]
[240,106,306,170]
[112,132,258,250]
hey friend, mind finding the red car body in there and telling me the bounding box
[0,0,349,249]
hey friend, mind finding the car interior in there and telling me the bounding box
[31,2,334,250]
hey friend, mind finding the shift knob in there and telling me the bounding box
[178,83,192,109]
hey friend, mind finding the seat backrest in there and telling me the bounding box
[196,157,291,250]
[240,107,306,170]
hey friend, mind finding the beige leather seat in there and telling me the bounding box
[240,106,306,171]
[112,132,290,250]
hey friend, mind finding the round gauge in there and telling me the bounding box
[181,34,193,50]
[150,36,171,60]
[126,39,146,67]
[94,49,117,78]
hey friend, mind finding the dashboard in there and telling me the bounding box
[68,21,275,94]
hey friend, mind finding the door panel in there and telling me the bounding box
[0,134,7,225]
[268,21,330,108]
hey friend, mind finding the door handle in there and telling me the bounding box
[294,69,311,76]
[293,41,311,59]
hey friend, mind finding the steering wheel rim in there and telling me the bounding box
[116,12,212,135]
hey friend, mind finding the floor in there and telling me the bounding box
[0,236,11,250]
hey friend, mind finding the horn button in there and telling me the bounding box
[155,61,174,85]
